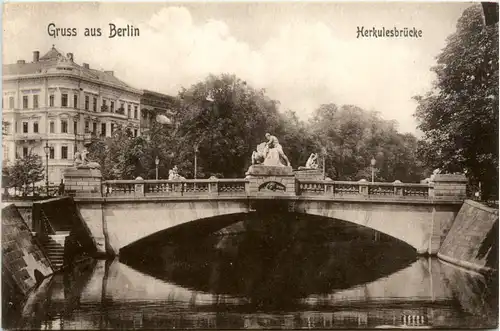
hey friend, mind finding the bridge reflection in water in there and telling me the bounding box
[16,226,498,330]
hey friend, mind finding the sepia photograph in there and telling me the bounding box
[1,1,498,329]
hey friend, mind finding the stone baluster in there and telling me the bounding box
[393,180,403,196]
[358,179,368,195]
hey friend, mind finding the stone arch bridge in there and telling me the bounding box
[65,166,467,256]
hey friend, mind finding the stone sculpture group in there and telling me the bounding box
[251,133,291,167]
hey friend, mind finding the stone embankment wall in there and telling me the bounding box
[438,200,498,273]
[2,204,54,319]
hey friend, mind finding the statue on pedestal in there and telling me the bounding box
[168,165,186,180]
[251,133,291,167]
[73,145,100,169]
[305,153,319,169]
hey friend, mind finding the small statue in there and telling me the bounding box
[251,142,269,165]
[74,151,82,167]
[81,148,89,165]
[168,165,186,180]
[305,153,319,169]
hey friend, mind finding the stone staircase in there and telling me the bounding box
[39,232,70,270]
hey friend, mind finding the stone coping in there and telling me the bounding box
[74,194,464,205]
[246,165,294,176]
[432,174,468,182]
[437,252,495,275]
[463,199,499,214]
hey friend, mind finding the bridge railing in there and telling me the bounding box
[297,180,432,199]
[102,179,249,198]
[101,179,433,200]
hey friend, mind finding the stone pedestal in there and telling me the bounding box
[245,165,295,196]
[432,174,467,199]
[63,166,102,197]
[294,168,323,180]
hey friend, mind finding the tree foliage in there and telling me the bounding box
[309,104,425,182]
[88,74,424,183]
[3,153,45,195]
[414,5,499,197]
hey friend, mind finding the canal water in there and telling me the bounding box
[11,220,499,330]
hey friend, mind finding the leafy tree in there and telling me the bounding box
[4,153,45,195]
[309,104,424,182]
[414,4,499,198]
[172,74,283,178]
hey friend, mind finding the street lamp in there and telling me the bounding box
[155,156,160,180]
[194,143,199,179]
[371,157,376,183]
[321,147,327,179]
[43,141,50,196]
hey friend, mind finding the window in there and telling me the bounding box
[8,96,14,109]
[33,95,39,108]
[74,95,78,108]
[93,97,97,112]
[110,101,114,113]
[134,106,138,119]
[61,120,68,133]
[33,122,39,133]
[61,146,68,159]
[49,147,55,159]
[85,121,90,133]
[49,121,55,133]
[23,147,28,157]
[49,95,55,107]
[22,122,28,133]
[85,96,89,110]
[110,123,115,133]
[134,129,138,137]
[73,121,78,134]
[101,123,106,136]
[127,105,131,118]
[61,93,68,107]
[23,95,28,109]
[92,122,97,133]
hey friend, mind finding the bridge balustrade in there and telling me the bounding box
[102,179,249,197]
[297,180,431,199]
[101,178,433,200]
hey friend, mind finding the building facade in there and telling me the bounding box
[2,46,143,183]
[140,90,176,136]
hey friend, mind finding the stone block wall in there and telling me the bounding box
[432,174,467,199]
[2,204,53,296]
[246,165,296,196]
[63,167,102,197]
[438,200,498,273]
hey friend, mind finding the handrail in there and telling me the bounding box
[103,178,249,184]
[297,180,433,188]
[100,178,435,199]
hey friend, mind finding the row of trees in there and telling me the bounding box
[87,73,428,183]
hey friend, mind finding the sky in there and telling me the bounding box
[3,2,473,134]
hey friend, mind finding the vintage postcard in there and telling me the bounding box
[1,1,498,330]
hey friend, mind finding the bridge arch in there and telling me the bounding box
[86,197,458,256]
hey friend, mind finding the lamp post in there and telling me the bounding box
[321,147,327,179]
[371,157,376,183]
[43,141,50,196]
[155,156,159,180]
[194,143,199,179]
